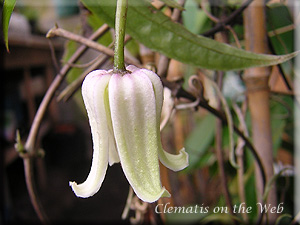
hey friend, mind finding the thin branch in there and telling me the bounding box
[57,54,110,102]
[227,26,242,48]
[232,99,249,222]
[47,26,141,68]
[205,74,237,168]
[201,0,253,37]
[267,23,294,92]
[62,53,106,68]
[200,0,219,23]
[200,0,242,49]
[214,71,235,216]
[47,27,114,58]
[47,39,60,73]
[57,36,132,102]
[157,0,186,77]
[23,159,49,224]
[267,37,293,91]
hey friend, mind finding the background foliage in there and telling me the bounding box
[2,0,297,224]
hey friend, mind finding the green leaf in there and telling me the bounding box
[81,0,297,71]
[182,0,209,34]
[164,205,207,224]
[200,213,242,224]
[158,0,185,10]
[267,4,294,77]
[2,0,16,52]
[270,95,293,155]
[184,114,215,169]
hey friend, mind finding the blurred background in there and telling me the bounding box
[1,0,296,224]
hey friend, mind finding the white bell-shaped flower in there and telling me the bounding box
[69,65,189,203]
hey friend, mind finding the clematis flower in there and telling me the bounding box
[69,65,189,203]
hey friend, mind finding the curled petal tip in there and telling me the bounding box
[69,181,83,197]
[158,147,189,172]
[135,186,171,203]
[69,181,94,198]
[69,181,74,187]
[161,188,171,198]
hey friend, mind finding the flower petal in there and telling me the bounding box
[160,87,175,130]
[126,64,140,73]
[69,71,116,198]
[139,68,189,171]
[109,71,170,202]
[158,147,189,171]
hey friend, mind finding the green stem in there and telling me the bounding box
[113,0,128,72]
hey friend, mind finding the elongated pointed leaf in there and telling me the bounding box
[3,0,16,52]
[81,0,297,71]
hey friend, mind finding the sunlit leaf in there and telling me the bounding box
[81,0,297,71]
[182,0,209,34]
[158,0,185,10]
[2,0,16,52]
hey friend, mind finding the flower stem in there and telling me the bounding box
[114,0,128,72]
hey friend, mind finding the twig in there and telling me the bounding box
[214,71,235,216]
[47,27,114,58]
[62,53,106,68]
[47,39,60,73]
[23,159,49,224]
[205,73,237,168]
[200,0,219,23]
[57,35,132,102]
[267,17,294,91]
[200,0,242,49]
[232,99,249,222]
[47,26,141,68]
[227,26,242,48]
[201,0,253,37]
[21,24,110,224]
[157,0,186,77]
[175,75,201,109]
[57,54,110,102]
[267,36,293,91]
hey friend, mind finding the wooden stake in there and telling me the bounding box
[243,0,278,223]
